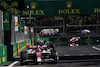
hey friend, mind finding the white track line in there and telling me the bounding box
[92,46,100,51]
[8,61,19,67]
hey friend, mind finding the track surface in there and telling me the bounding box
[56,45,100,56]
[1,45,100,67]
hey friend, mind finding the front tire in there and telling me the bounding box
[51,50,58,64]
[20,51,27,65]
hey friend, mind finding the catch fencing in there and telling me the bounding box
[34,25,100,37]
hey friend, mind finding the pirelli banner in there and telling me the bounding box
[20,0,100,16]
[0,46,7,65]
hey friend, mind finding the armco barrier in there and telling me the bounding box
[0,46,7,65]
[34,37,49,42]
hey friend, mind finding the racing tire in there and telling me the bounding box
[34,55,38,65]
[51,50,58,64]
[75,39,80,45]
[20,51,27,65]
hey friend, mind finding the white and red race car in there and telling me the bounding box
[68,37,80,47]
[39,29,59,37]
[20,44,58,65]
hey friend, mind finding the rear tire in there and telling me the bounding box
[33,55,38,65]
[20,51,27,65]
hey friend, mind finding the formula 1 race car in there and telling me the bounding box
[67,37,80,47]
[20,44,58,65]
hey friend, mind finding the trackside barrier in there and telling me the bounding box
[0,46,7,65]
[17,41,26,54]
[27,39,31,46]
[50,37,100,46]
[81,37,100,45]
[34,37,49,42]
[31,39,34,45]
[53,42,67,47]
[19,41,26,53]
[16,39,32,55]
[13,43,17,58]
[12,40,32,59]
[50,37,70,42]
[50,37,69,46]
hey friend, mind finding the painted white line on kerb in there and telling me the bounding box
[92,46,100,51]
[8,61,19,67]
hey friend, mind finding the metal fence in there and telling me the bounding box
[66,25,100,37]
[34,25,100,37]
